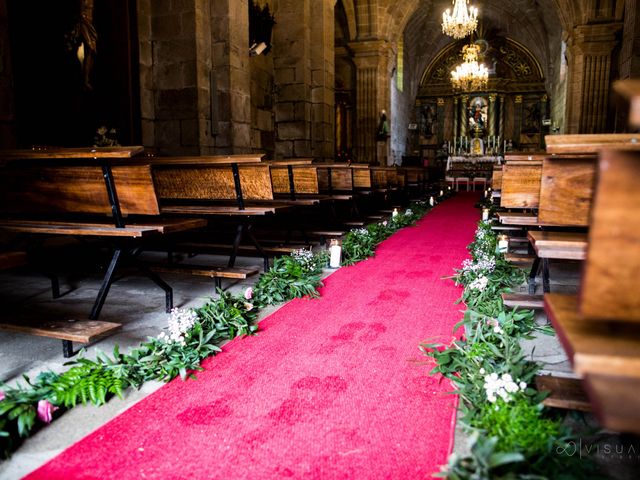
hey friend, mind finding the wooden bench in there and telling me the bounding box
[543,146,640,433]
[501,293,544,310]
[0,147,206,355]
[149,158,294,271]
[535,375,591,411]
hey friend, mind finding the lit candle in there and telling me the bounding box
[482,208,489,221]
[497,234,509,253]
[439,189,444,197]
[429,196,435,207]
[392,208,398,217]
[329,239,342,268]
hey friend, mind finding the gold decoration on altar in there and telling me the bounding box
[451,44,488,92]
[441,0,479,39]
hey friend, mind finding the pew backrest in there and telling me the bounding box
[537,155,597,226]
[500,155,544,208]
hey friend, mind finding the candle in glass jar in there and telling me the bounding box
[482,208,489,221]
[329,239,342,268]
[392,208,398,217]
[429,196,435,207]
[497,234,509,253]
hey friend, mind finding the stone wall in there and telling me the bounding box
[619,0,640,80]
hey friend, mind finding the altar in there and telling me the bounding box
[446,155,503,174]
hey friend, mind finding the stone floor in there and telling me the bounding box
[0,251,635,479]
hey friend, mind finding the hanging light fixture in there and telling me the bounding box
[450,44,488,92]
[442,0,479,39]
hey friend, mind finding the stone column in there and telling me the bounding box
[565,22,622,134]
[351,40,392,165]
[459,95,469,138]
[498,95,505,140]
[211,0,252,153]
[273,0,311,158]
[514,95,523,147]
[540,94,548,149]
[309,0,335,160]
[488,94,497,137]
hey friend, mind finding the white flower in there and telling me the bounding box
[244,287,253,300]
[479,368,485,375]
[405,209,413,216]
[244,302,254,311]
[159,308,198,344]
[469,275,489,291]
[493,326,503,334]
[519,382,527,391]
[483,371,525,404]
[382,221,388,227]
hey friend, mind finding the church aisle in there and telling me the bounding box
[26,193,480,480]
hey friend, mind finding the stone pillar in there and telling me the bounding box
[488,94,497,137]
[211,0,251,153]
[540,94,548,149]
[565,22,622,134]
[459,95,469,138]
[309,0,335,160]
[273,0,311,158]
[514,95,523,147]
[452,97,459,140]
[498,95,505,140]
[351,40,392,164]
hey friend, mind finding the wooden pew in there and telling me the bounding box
[148,158,295,271]
[0,147,206,355]
[545,147,640,433]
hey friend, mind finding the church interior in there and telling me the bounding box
[0,0,639,478]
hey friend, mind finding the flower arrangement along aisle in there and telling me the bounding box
[0,200,433,459]
[422,220,602,479]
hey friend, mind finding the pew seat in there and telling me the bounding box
[527,231,588,260]
[501,293,544,309]
[535,375,591,412]
[545,293,640,433]
[150,263,259,290]
[0,318,122,358]
[497,211,539,225]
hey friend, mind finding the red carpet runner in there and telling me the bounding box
[26,193,479,480]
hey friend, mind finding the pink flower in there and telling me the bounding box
[244,287,253,300]
[244,302,254,311]
[0,391,5,401]
[37,399,58,424]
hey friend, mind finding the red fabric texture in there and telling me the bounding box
[25,193,479,480]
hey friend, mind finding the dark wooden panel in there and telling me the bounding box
[584,373,640,434]
[535,375,591,411]
[145,154,264,165]
[580,149,640,322]
[500,160,542,208]
[353,169,372,189]
[0,164,160,215]
[538,156,597,226]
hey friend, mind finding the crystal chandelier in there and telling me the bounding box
[442,0,479,39]
[450,44,488,92]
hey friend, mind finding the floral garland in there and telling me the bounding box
[0,200,432,459]
[423,220,599,479]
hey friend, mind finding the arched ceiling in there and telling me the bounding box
[403,0,563,89]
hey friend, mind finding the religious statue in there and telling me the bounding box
[65,0,98,91]
[376,110,390,141]
[422,105,435,137]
